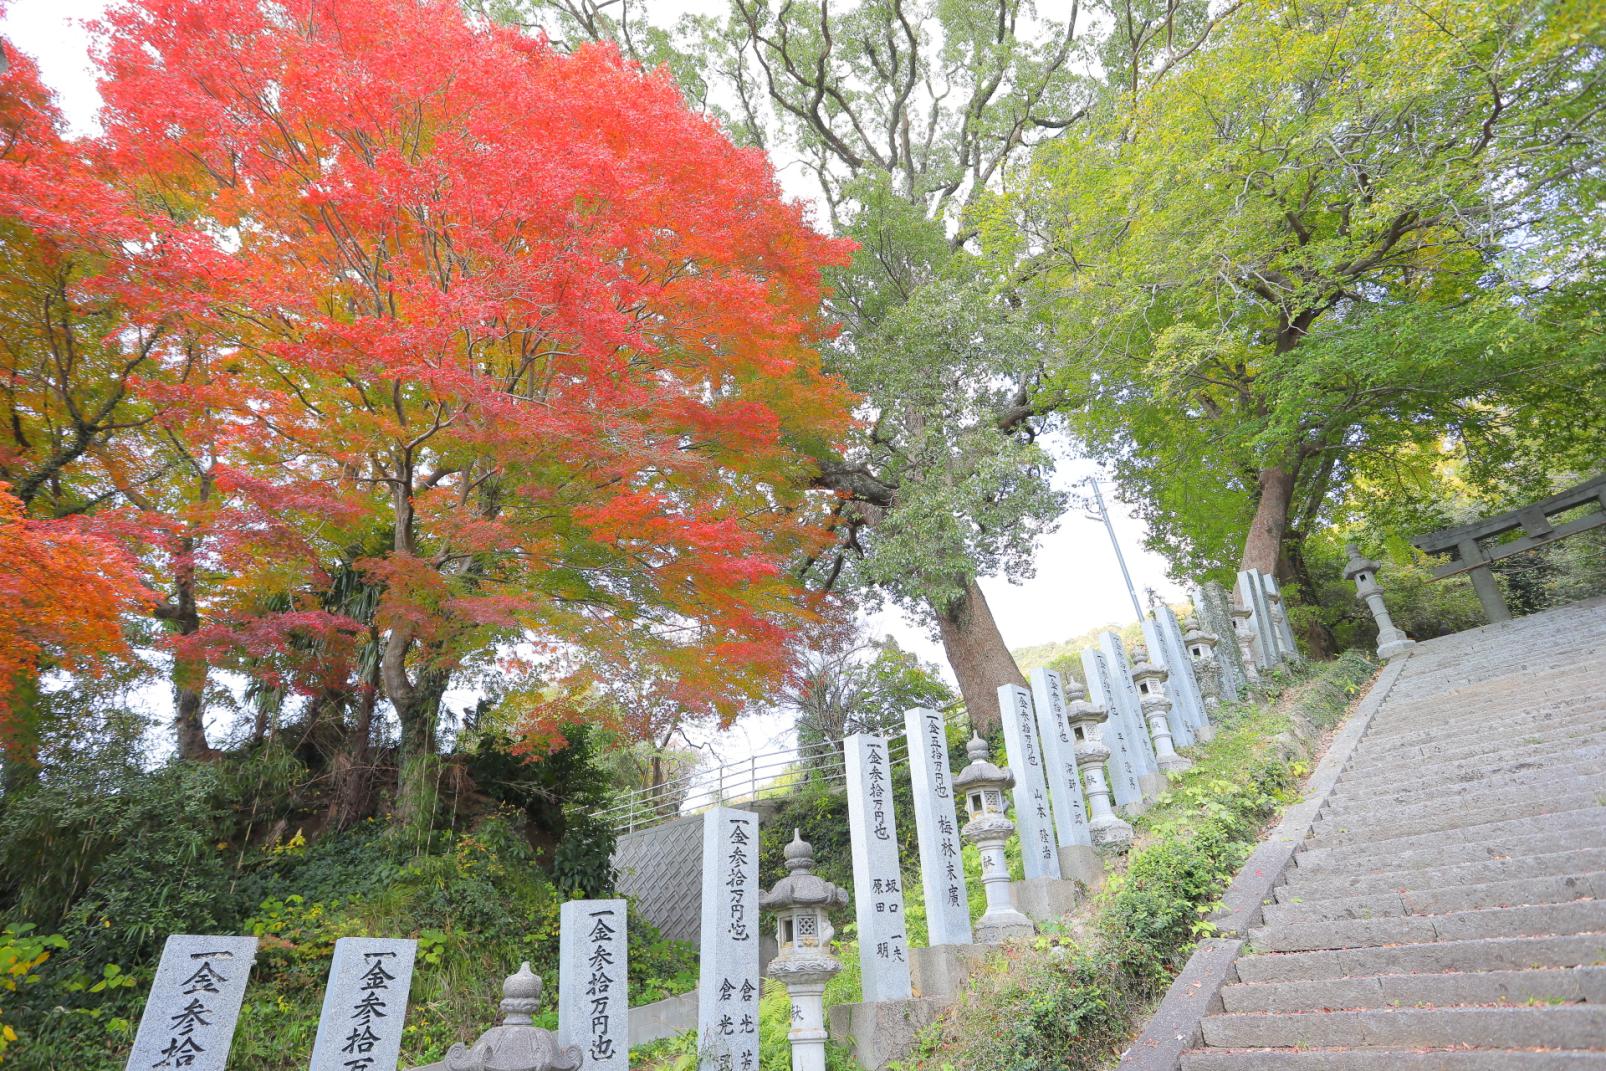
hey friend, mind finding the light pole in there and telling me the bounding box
[1086,477,1145,623]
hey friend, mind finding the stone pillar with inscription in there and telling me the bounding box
[1082,644,1162,806]
[1154,603,1213,742]
[761,831,849,1071]
[309,937,417,1071]
[996,684,1063,881]
[1237,569,1281,669]
[954,735,1036,943]
[1095,632,1166,798]
[902,707,972,947]
[1195,582,1247,701]
[558,900,627,1071]
[697,807,761,1071]
[1261,573,1302,662]
[1231,603,1262,685]
[441,964,580,1071]
[844,734,913,1003]
[126,935,258,1071]
[1027,668,1103,886]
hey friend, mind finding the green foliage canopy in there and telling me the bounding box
[997,0,1605,579]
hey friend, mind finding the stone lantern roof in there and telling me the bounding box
[1183,618,1218,648]
[953,734,1013,793]
[759,831,848,911]
[1129,645,1166,684]
[435,963,581,1071]
[1344,543,1381,581]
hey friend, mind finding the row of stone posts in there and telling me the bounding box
[117,594,1262,1071]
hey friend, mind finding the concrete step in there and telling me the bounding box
[1381,661,1606,703]
[1219,965,1606,1013]
[1262,871,1606,927]
[1312,790,1606,845]
[1353,690,1604,749]
[1278,847,1606,902]
[1198,1005,1606,1050]
[1182,1048,1606,1069]
[1317,774,1604,826]
[1234,933,1606,985]
[1358,688,1605,741]
[1341,714,1606,778]
[1339,726,1606,789]
[1325,753,1606,808]
[1248,899,1606,954]
[1302,806,1606,858]
[1293,825,1606,874]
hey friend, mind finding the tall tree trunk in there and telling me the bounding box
[327,658,378,831]
[1239,464,1297,576]
[170,548,217,761]
[381,625,449,829]
[932,578,1024,735]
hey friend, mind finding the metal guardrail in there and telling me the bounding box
[595,707,968,835]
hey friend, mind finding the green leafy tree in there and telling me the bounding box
[785,632,956,747]
[1004,0,1604,605]
[486,0,1233,727]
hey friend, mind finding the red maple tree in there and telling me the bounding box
[83,0,853,809]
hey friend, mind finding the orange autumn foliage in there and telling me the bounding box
[0,483,151,742]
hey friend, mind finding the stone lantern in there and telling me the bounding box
[1184,617,1225,718]
[759,830,849,1071]
[1130,646,1191,774]
[1062,694,1133,855]
[440,963,581,1071]
[1229,604,1262,684]
[1344,544,1416,660]
[953,735,1035,943]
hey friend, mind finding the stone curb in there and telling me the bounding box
[1115,655,1410,1071]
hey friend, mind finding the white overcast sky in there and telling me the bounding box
[2,0,1190,763]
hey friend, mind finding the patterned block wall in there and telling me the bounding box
[612,813,706,944]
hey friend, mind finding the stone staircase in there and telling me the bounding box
[1183,598,1606,1068]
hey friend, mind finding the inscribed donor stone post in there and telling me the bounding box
[1095,633,1159,774]
[902,707,972,947]
[844,733,913,1002]
[697,807,760,1071]
[1027,668,1093,850]
[1078,649,1146,808]
[559,899,627,1071]
[126,934,258,1071]
[308,937,417,1071]
[996,685,1063,881]
[1154,605,1209,736]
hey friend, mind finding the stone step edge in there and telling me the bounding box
[1233,932,1606,985]
[1312,790,1604,841]
[1260,871,1606,924]
[1219,965,1601,1010]
[1302,804,1606,855]
[1278,847,1606,898]
[1338,726,1606,785]
[1246,897,1606,954]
